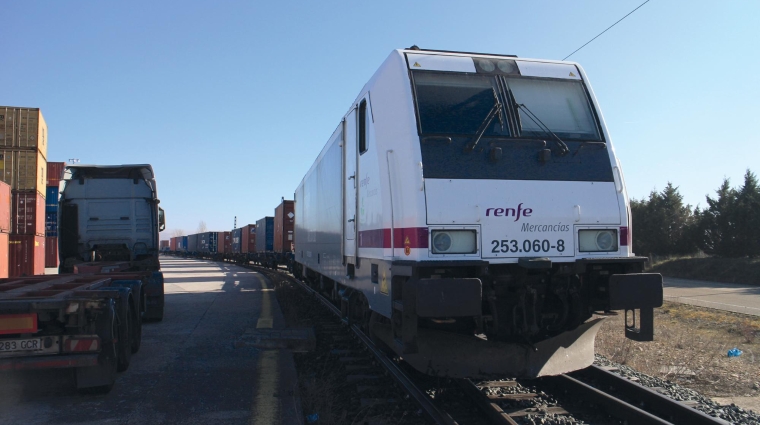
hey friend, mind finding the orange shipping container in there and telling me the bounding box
[0,181,9,232]
[0,107,48,159]
[0,233,8,278]
[12,190,45,236]
[274,200,295,253]
[9,234,44,277]
[45,236,58,268]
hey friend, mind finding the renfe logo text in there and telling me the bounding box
[485,203,533,222]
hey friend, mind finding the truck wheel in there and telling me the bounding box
[76,305,118,394]
[116,303,132,372]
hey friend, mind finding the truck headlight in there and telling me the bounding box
[431,230,477,254]
[578,229,618,252]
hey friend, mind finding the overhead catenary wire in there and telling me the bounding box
[563,0,651,60]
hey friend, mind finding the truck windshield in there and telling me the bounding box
[411,69,612,182]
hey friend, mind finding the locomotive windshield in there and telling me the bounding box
[411,69,612,182]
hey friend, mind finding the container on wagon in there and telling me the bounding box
[45,186,59,213]
[0,107,48,158]
[179,236,188,252]
[255,217,273,252]
[46,162,66,187]
[220,231,231,254]
[159,240,169,251]
[0,181,10,233]
[198,232,218,253]
[169,237,177,251]
[231,228,242,254]
[12,190,45,236]
[241,224,256,253]
[45,236,58,268]
[274,200,295,253]
[188,234,199,252]
[9,234,44,277]
[0,150,47,195]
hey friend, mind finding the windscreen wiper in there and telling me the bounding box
[463,89,504,153]
[513,103,570,156]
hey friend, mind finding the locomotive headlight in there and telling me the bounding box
[578,229,618,252]
[431,230,477,254]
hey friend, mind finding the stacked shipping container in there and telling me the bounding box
[0,182,10,277]
[44,161,64,268]
[1,107,49,276]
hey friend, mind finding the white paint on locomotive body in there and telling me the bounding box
[295,48,634,319]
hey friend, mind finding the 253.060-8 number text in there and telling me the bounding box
[491,239,566,254]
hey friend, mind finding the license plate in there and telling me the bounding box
[0,337,44,355]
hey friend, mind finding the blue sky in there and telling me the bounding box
[3,1,758,237]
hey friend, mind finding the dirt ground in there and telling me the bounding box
[595,302,760,413]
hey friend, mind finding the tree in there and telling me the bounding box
[697,178,737,257]
[630,183,696,257]
[171,228,185,238]
[197,221,207,233]
[733,170,760,257]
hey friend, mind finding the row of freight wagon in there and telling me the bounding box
[167,200,294,268]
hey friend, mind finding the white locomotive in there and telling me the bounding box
[294,47,662,378]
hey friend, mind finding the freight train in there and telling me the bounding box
[172,47,664,379]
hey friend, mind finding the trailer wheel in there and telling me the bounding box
[76,305,118,394]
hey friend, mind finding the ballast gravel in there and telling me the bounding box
[595,354,760,425]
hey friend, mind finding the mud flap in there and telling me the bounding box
[373,318,606,379]
[144,272,164,321]
[76,303,118,392]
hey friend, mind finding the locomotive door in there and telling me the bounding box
[343,107,358,260]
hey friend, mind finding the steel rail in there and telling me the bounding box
[256,266,458,425]
[455,379,519,425]
[544,373,672,425]
[574,365,729,425]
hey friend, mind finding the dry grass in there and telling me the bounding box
[595,302,760,397]
[649,256,760,285]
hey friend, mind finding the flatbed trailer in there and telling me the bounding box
[0,270,161,393]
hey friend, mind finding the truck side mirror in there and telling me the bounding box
[158,207,166,232]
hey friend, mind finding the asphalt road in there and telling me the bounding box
[0,258,300,425]
[663,277,760,316]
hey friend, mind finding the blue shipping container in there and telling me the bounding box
[46,186,59,213]
[180,236,188,251]
[46,211,58,237]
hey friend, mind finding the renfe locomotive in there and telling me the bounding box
[292,47,663,378]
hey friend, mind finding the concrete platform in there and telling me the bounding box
[0,257,305,425]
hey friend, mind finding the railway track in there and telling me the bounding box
[244,262,730,425]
